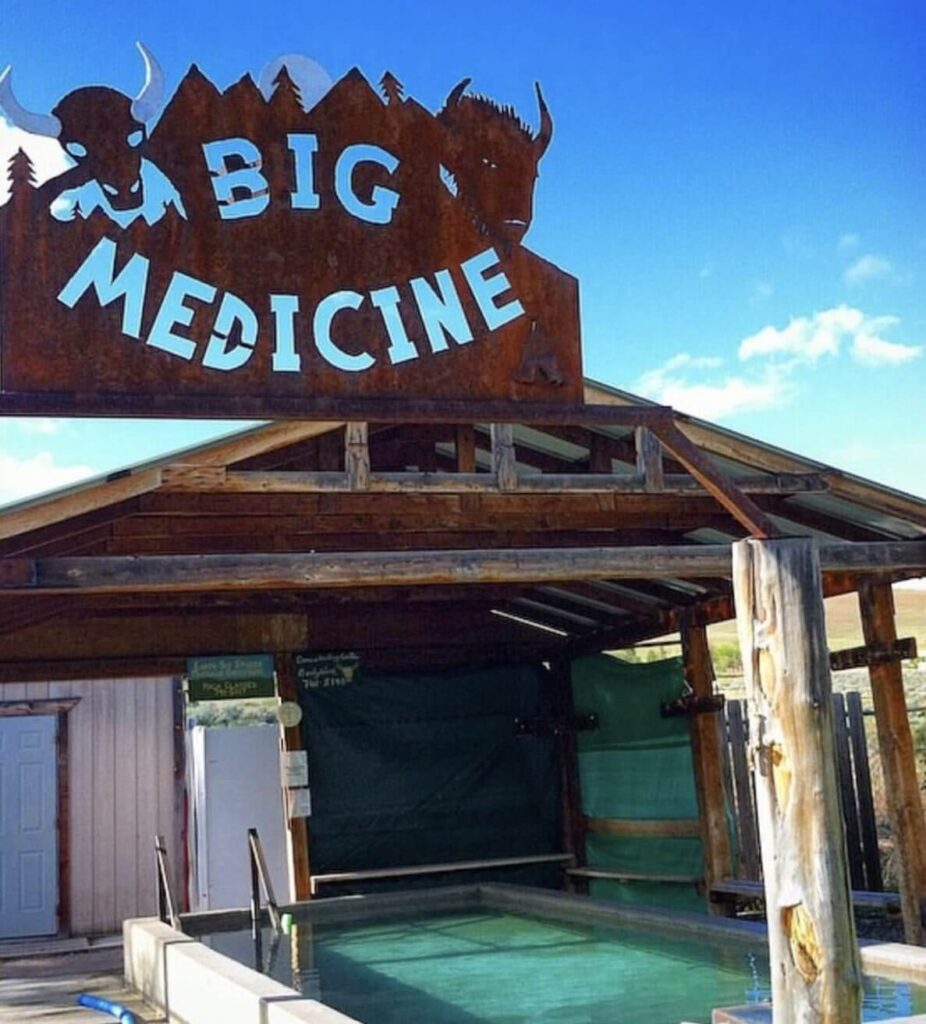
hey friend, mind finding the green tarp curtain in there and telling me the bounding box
[572,653,705,912]
[299,662,561,893]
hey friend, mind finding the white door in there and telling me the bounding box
[0,715,58,938]
[188,725,289,911]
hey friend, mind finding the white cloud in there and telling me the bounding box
[838,233,860,252]
[852,330,922,366]
[0,118,69,202]
[698,263,713,280]
[0,451,93,506]
[752,281,774,302]
[662,353,723,371]
[635,358,788,420]
[738,306,921,367]
[843,253,894,287]
[635,306,921,423]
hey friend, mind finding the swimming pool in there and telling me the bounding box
[173,885,926,1024]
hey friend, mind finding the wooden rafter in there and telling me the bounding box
[672,416,926,529]
[650,422,781,539]
[0,470,162,543]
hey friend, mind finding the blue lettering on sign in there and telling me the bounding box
[57,237,149,339]
[462,248,525,331]
[334,143,400,225]
[202,138,270,221]
[56,243,524,375]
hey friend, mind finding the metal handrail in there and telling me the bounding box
[248,827,282,935]
[155,833,181,931]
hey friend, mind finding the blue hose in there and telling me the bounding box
[76,993,138,1024]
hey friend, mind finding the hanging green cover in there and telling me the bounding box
[300,662,561,892]
[572,653,705,912]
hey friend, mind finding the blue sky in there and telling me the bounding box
[1,0,924,504]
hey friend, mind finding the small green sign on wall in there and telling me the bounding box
[186,654,276,702]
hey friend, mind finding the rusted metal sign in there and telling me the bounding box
[0,49,583,418]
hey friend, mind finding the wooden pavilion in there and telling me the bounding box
[1,380,925,1017]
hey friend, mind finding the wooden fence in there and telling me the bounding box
[721,691,883,892]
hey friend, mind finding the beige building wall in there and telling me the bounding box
[1,677,181,937]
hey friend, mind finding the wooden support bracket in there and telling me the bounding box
[160,465,228,491]
[830,637,917,672]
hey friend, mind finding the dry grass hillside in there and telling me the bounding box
[708,586,926,653]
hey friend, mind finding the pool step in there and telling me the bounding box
[711,1007,926,1024]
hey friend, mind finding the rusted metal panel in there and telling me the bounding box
[0,55,583,417]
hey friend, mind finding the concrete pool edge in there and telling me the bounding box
[124,917,363,1023]
[124,884,926,1024]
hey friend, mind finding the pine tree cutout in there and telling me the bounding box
[7,148,36,193]
[379,72,404,105]
[270,64,305,115]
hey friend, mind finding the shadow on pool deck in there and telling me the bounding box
[0,946,164,1023]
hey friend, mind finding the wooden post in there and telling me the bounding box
[344,422,370,490]
[491,423,518,491]
[858,580,926,945]
[276,655,312,902]
[455,425,476,473]
[681,620,734,914]
[733,537,862,1023]
[588,433,611,474]
[548,659,586,892]
[634,427,664,491]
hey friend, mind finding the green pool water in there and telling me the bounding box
[204,908,926,1024]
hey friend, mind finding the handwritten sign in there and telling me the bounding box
[296,652,360,690]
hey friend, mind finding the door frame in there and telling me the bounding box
[0,698,80,937]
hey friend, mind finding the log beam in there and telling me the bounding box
[682,620,734,915]
[733,537,862,1022]
[2,541,923,595]
[157,467,827,495]
[858,580,926,945]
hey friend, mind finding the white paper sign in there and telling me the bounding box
[287,787,312,819]
[281,750,309,788]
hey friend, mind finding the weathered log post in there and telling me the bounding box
[858,580,926,945]
[681,620,734,914]
[732,537,862,1023]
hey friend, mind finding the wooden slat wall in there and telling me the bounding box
[721,692,883,893]
[0,677,179,936]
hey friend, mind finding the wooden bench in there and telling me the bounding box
[567,868,702,884]
[711,878,901,911]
